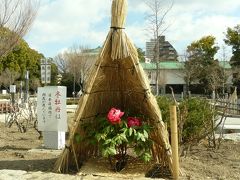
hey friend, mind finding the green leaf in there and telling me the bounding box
[102,149,109,157]
[136,132,141,140]
[108,147,117,155]
[129,127,133,136]
[110,141,116,146]
[95,133,102,141]
[134,146,142,155]
[103,139,112,145]
[74,133,82,144]
[136,132,146,142]
[89,139,97,145]
[120,133,128,142]
[142,152,152,162]
[114,135,122,144]
[120,127,128,134]
[140,135,146,142]
[104,126,111,134]
[143,130,148,139]
[133,129,137,136]
[100,134,106,140]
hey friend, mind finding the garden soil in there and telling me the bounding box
[0,122,239,180]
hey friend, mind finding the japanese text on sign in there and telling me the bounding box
[37,86,67,132]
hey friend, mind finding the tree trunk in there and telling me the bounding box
[156,61,159,95]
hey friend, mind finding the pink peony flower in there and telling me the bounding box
[127,117,142,128]
[107,108,124,124]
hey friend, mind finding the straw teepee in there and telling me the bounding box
[54,0,173,174]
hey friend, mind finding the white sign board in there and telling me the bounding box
[41,59,51,84]
[2,90,7,94]
[46,64,51,84]
[10,85,16,93]
[37,86,67,132]
[41,65,46,84]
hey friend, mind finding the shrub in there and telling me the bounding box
[156,96,216,145]
[156,96,173,125]
[179,97,216,144]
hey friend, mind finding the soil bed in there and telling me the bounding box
[0,122,239,179]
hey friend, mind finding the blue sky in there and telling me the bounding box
[25,0,240,60]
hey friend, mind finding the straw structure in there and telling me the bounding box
[54,0,173,175]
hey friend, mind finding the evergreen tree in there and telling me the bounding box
[224,25,240,90]
[185,36,223,94]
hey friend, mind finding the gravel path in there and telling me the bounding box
[215,133,240,141]
[0,169,155,180]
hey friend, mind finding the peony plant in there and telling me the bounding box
[82,107,152,171]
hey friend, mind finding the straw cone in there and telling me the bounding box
[54,0,173,175]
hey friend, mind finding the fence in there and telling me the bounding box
[0,102,20,113]
[214,99,240,115]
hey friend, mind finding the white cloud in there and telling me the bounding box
[173,0,240,13]
[126,0,240,58]
[126,23,148,47]
[25,0,240,59]
[26,0,111,56]
[163,14,237,59]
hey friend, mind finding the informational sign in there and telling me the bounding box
[41,58,51,84]
[10,85,16,93]
[37,86,67,132]
[2,90,7,94]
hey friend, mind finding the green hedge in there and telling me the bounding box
[156,96,216,145]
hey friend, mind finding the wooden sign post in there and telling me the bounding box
[170,105,179,179]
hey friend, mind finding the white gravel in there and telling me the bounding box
[215,133,240,142]
[0,170,85,180]
[0,170,153,180]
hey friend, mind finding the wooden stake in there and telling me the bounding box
[170,105,179,179]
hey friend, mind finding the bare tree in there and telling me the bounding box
[54,45,97,94]
[145,0,173,95]
[54,53,68,74]
[182,51,201,95]
[0,68,20,91]
[0,0,39,57]
[207,63,225,95]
